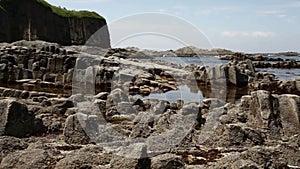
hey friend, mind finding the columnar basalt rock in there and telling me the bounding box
[0,0,110,47]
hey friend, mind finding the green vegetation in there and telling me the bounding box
[0,0,104,19]
[36,0,104,19]
[0,4,5,11]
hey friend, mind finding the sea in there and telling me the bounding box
[137,55,300,103]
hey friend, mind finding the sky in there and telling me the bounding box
[47,0,300,53]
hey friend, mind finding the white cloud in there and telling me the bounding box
[172,5,187,10]
[277,1,300,8]
[256,10,281,15]
[158,9,167,13]
[222,31,274,38]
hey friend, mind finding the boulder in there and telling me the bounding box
[116,102,137,115]
[50,98,74,114]
[0,99,35,138]
[63,113,91,145]
[247,91,281,131]
[242,90,300,137]
[278,94,300,136]
[55,147,111,169]
[227,66,248,87]
[106,88,129,107]
[0,149,57,169]
[151,153,185,169]
[109,144,151,169]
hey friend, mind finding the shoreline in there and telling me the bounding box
[0,40,299,168]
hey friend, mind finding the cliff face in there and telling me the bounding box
[0,0,110,47]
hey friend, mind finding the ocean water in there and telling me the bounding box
[156,56,300,80]
[265,55,300,60]
[156,56,228,67]
[257,55,300,80]
[138,56,299,103]
[136,85,204,103]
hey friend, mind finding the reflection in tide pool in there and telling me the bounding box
[136,85,204,103]
[136,84,249,104]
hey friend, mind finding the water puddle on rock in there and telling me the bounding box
[135,84,249,104]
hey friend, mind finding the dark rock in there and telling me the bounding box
[20,90,30,99]
[243,127,265,145]
[51,98,74,114]
[227,66,248,87]
[94,92,109,100]
[93,99,107,116]
[0,63,9,83]
[0,99,35,138]
[32,118,46,135]
[227,125,246,145]
[0,0,110,47]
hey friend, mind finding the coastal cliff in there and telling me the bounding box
[0,0,110,47]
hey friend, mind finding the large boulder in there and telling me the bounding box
[0,99,35,138]
[227,65,248,87]
[63,113,92,145]
[245,91,280,130]
[242,90,300,137]
[63,111,103,145]
[50,98,74,114]
[278,94,300,136]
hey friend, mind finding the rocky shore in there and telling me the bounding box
[0,41,299,168]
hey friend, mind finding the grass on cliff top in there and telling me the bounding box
[0,5,5,11]
[0,0,104,19]
[36,0,104,19]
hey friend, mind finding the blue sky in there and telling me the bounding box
[47,0,300,53]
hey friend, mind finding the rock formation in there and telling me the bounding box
[0,0,110,47]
